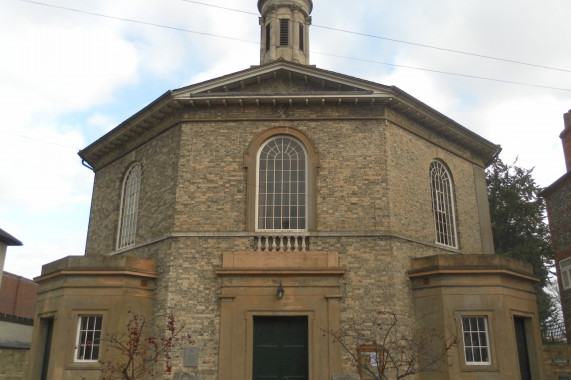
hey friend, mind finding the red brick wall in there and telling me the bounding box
[0,272,37,319]
[563,110,571,171]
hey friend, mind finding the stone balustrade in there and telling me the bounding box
[254,235,309,251]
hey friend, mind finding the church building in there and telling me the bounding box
[27,1,546,379]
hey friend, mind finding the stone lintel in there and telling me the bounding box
[216,269,345,276]
[220,251,340,270]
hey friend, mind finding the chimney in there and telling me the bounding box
[563,110,571,171]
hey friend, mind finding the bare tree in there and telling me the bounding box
[326,310,456,380]
[99,311,194,380]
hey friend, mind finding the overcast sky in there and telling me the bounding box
[1,0,570,279]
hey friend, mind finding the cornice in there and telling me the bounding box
[408,268,539,283]
[78,62,500,169]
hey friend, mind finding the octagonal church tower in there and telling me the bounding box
[27,2,546,380]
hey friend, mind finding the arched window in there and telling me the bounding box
[117,163,142,249]
[257,136,307,231]
[430,160,458,247]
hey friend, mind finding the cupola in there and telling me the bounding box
[258,0,313,65]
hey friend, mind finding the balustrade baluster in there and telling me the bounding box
[264,236,269,251]
[253,235,309,252]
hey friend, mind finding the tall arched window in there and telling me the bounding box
[257,136,307,231]
[430,160,458,247]
[117,163,142,249]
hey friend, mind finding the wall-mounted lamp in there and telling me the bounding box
[277,282,284,300]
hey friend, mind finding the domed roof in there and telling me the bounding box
[257,0,313,14]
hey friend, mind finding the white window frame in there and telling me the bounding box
[255,135,308,232]
[117,163,142,249]
[74,315,103,362]
[560,257,571,290]
[462,316,492,366]
[430,160,458,248]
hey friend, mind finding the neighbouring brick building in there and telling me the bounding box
[543,110,571,380]
[28,1,547,379]
[544,110,571,334]
[0,228,22,286]
[0,230,35,380]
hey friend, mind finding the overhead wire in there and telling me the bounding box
[313,52,571,92]
[14,0,258,45]
[6,132,80,151]
[10,0,571,92]
[181,0,571,74]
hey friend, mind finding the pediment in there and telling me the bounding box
[172,60,392,99]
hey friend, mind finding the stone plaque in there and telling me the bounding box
[184,346,200,367]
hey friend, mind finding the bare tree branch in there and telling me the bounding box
[324,310,457,380]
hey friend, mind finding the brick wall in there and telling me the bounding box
[545,109,571,350]
[545,174,571,338]
[86,102,488,255]
[82,98,495,379]
[562,110,571,171]
[546,177,571,255]
[85,126,181,256]
[0,273,37,319]
[0,349,29,380]
[544,344,571,380]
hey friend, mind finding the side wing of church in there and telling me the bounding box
[27,1,546,379]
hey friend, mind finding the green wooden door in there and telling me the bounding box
[253,316,308,380]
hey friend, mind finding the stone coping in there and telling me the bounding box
[408,254,537,282]
[0,313,33,326]
[36,256,156,281]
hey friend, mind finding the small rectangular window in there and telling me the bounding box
[299,24,304,51]
[75,315,103,362]
[560,258,571,290]
[265,23,271,51]
[280,19,289,46]
[462,316,491,365]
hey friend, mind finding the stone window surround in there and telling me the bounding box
[245,127,319,232]
[560,257,571,290]
[454,311,498,372]
[257,135,308,231]
[430,159,459,248]
[461,315,491,366]
[117,162,142,250]
[74,314,104,363]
